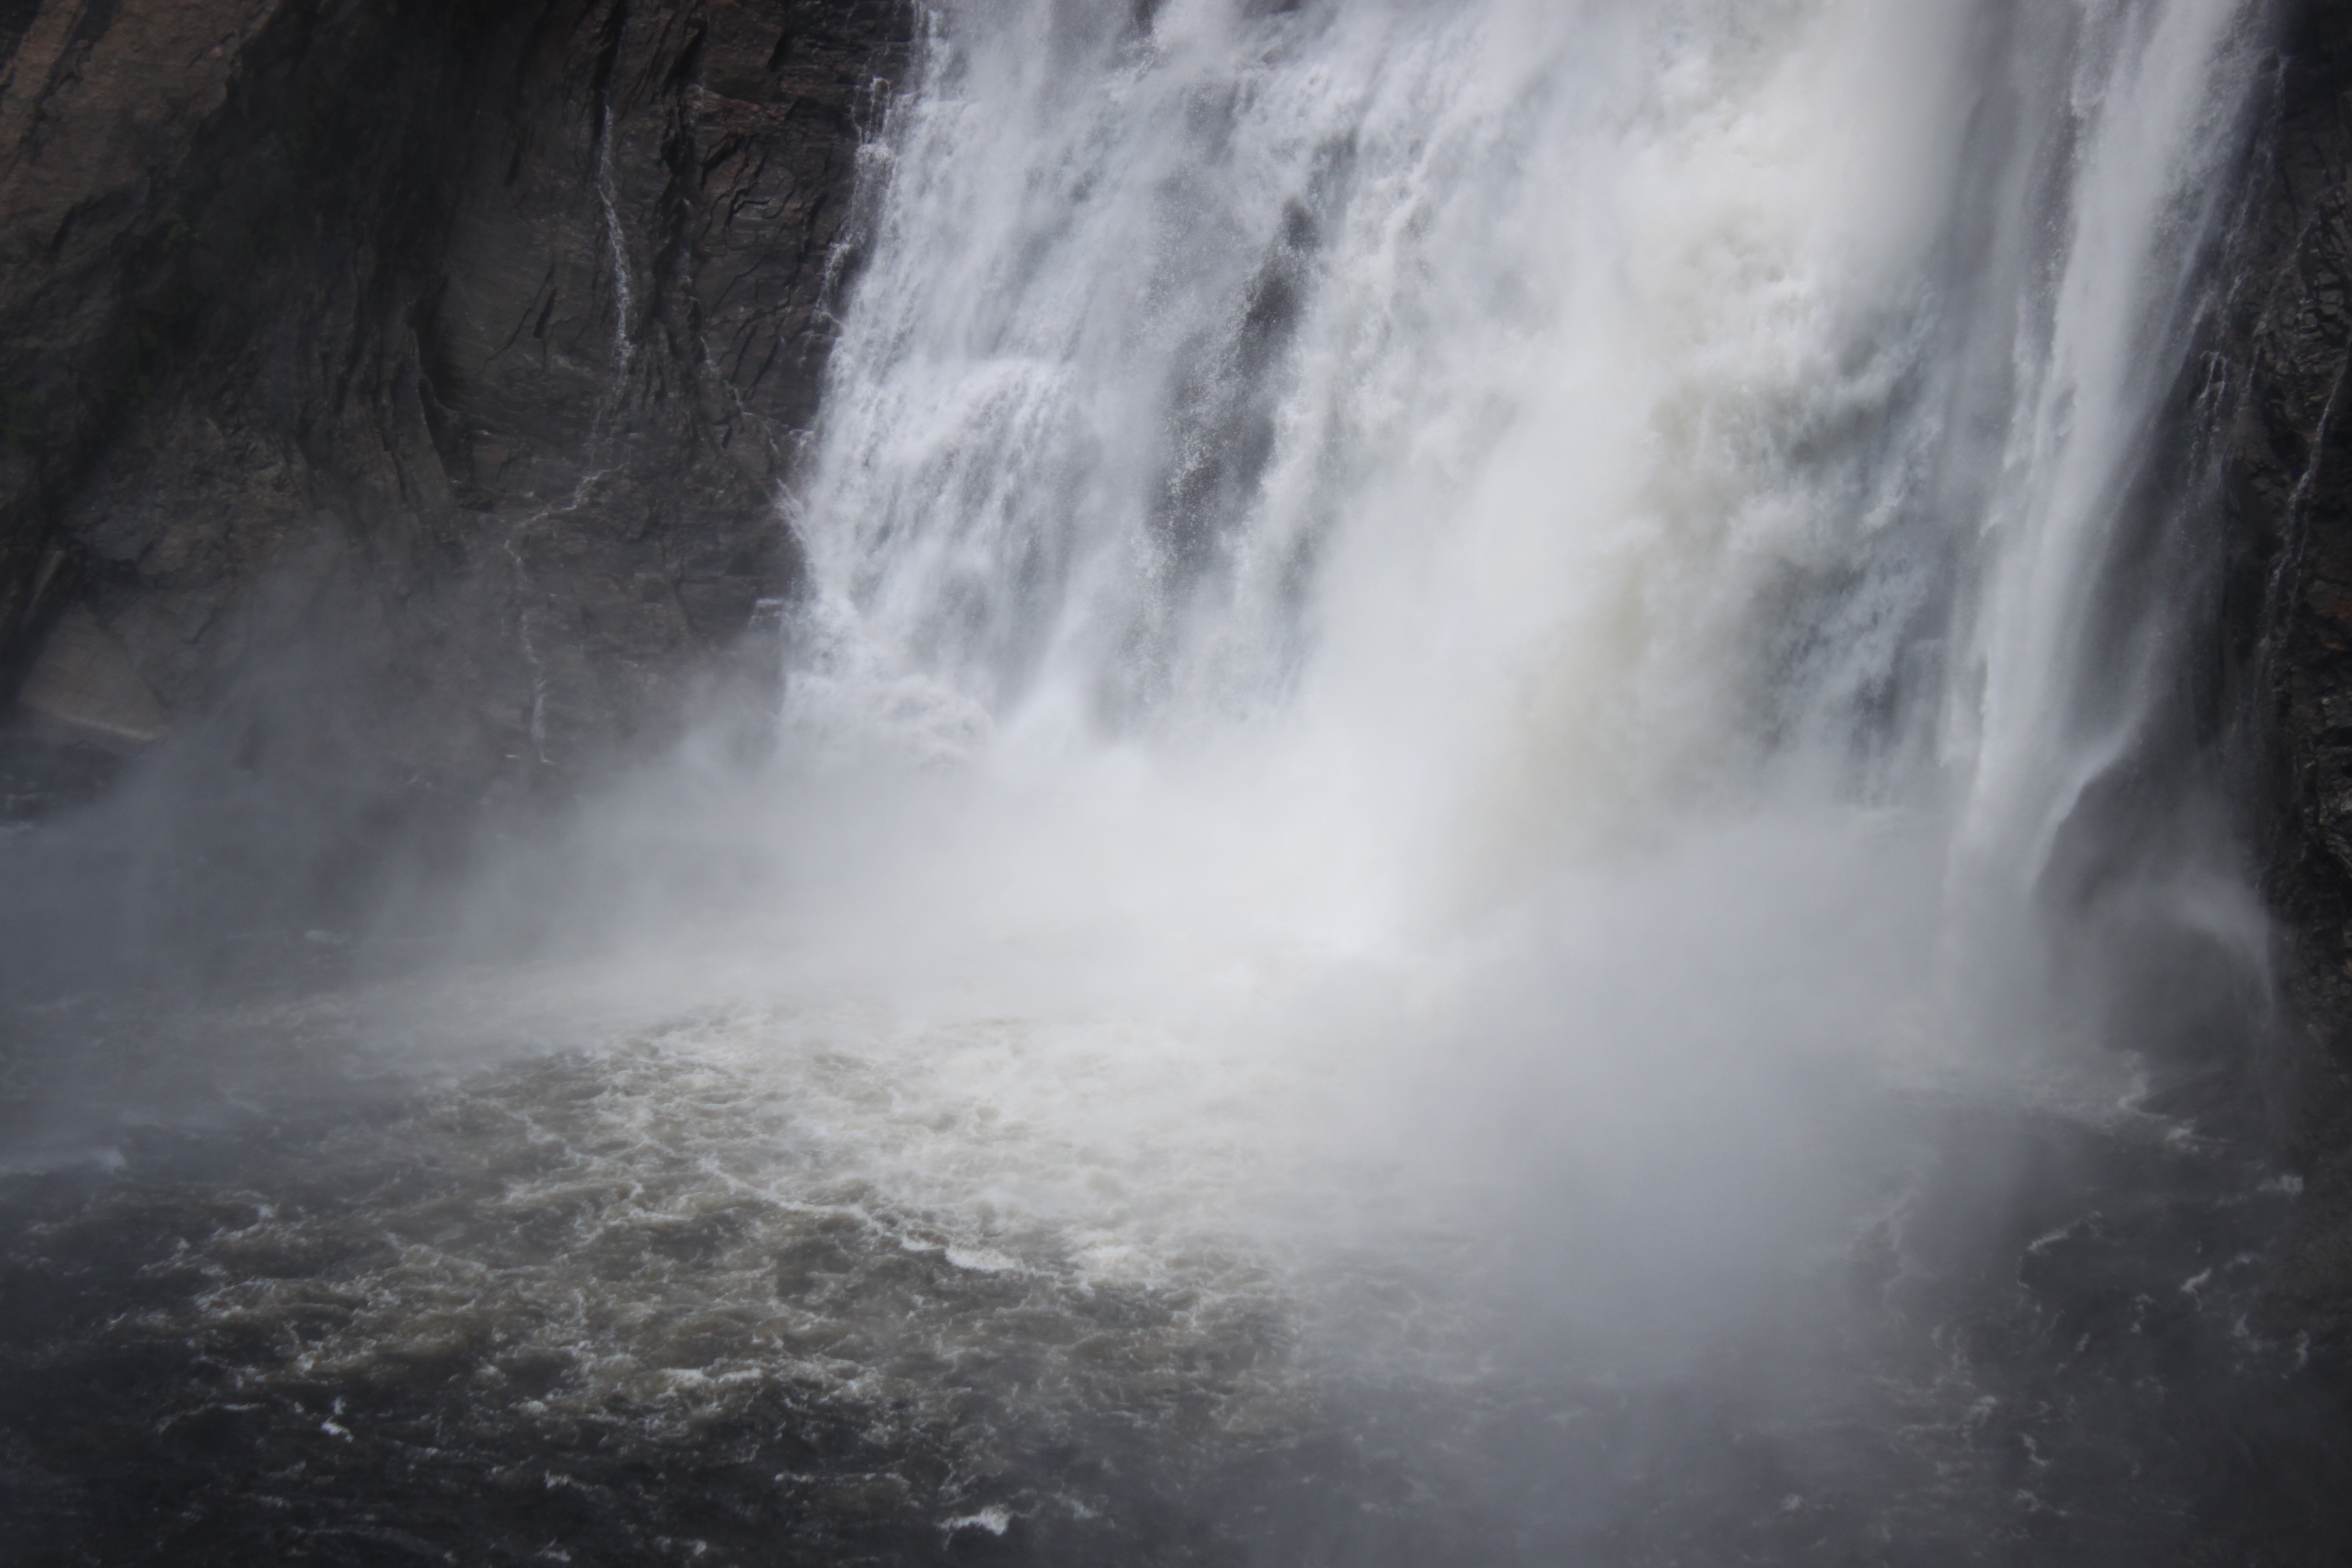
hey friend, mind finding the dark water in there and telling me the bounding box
[4,985,2346,1567]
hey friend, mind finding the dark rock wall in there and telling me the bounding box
[2229,0,2352,1339]
[0,0,910,800]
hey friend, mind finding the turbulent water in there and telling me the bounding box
[7,1,2351,1563]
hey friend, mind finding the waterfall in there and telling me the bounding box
[10,3,2325,1560]
[715,0,2276,1257]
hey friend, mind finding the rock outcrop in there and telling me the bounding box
[0,0,909,819]
[2227,0,2352,1343]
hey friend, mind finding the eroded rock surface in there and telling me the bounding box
[0,0,909,802]
[2227,0,2352,1343]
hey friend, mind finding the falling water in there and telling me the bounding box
[783,0,2268,1047]
[742,0,2274,1284]
[5,2,2340,1563]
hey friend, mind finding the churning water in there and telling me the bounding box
[6,1,2348,1563]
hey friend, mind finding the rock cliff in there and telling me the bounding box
[0,0,909,826]
[2235,0,2352,1341]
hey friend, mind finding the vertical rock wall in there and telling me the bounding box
[2228,0,2352,1343]
[0,0,910,804]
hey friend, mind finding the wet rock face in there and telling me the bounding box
[0,0,911,792]
[2235,0,2352,1341]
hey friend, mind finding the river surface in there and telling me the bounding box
[0,965,2337,1565]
